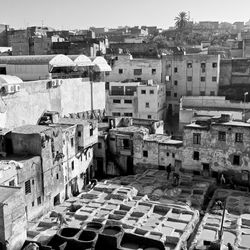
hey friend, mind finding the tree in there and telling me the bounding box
[174,11,188,30]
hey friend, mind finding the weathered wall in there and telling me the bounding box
[162,54,220,114]
[106,54,162,82]
[3,187,26,250]
[0,78,105,129]
[182,124,250,185]
[219,59,232,86]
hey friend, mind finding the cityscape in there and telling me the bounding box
[1,1,250,250]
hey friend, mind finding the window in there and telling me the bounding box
[110,137,115,141]
[78,131,81,137]
[32,179,35,185]
[174,67,178,73]
[193,151,200,160]
[152,69,156,75]
[148,115,152,119]
[166,91,171,96]
[124,99,132,104]
[32,201,34,207]
[233,155,240,165]
[174,80,178,86]
[212,62,217,68]
[201,63,206,72]
[37,197,41,205]
[9,180,15,187]
[134,69,142,75]
[193,133,201,144]
[218,131,226,141]
[123,139,130,149]
[150,90,154,94]
[90,127,93,136]
[200,91,205,96]
[71,161,74,170]
[187,62,192,68]
[105,72,110,76]
[113,99,121,103]
[124,113,133,117]
[56,173,59,179]
[172,153,175,158]
[187,90,192,96]
[118,69,123,74]
[88,151,91,158]
[112,112,121,116]
[242,170,249,181]
[166,152,169,156]
[25,180,31,195]
[210,91,215,96]
[200,77,206,82]
[212,76,217,82]
[145,102,149,108]
[141,89,146,94]
[98,143,102,149]
[71,138,74,147]
[235,133,243,143]
[173,93,177,98]
[187,76,192,81]
[143,150,148,157]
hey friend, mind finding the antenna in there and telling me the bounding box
[41,20,44,28]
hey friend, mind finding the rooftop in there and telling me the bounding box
[12,124,52,134]
[110,126,148,134]
[215,121,250,127]
[145,134,183,145]
[0,74,23,84]
[57,118,92,126]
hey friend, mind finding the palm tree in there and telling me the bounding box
[174,11,188,30]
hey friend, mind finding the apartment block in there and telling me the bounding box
[182,115,250,185]
[162,54,220,114]
[106,54,162,83]
[106,81,166,120]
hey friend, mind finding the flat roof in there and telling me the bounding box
[0,185,21,203]
[214,121,250,127]
[57,118,93,126]
[145,134,183,145]
[110,126,148,134]
[12,124,52,134]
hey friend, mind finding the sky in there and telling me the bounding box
[1,0,250,30]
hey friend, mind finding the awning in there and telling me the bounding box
[94,63,112,72]
[93,56,112,72]
[74,55,93,67]
[49,54,76,69]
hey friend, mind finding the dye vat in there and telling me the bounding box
[240,234,250,248]
[76,229,98,249]
[58,227,80,239]
[85,222,103,232]
[179,213,192,221]
[222,231,236,245]
[164,220,187,231]
[200,228,217,242]
[102,225,123,236]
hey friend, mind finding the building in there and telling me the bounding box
[0,186,26,250]
[51,117,98,198]
[162,54,220,114]
[106,54,162,83]
[99,117,164,176]
[11,125,65,210]
[182,114,250,184]
[0,55,111,129]
[108,43,159,58]
[179,96,250,130]
[133,134,183,174]
[106,80,166,120]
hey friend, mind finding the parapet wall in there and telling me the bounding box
[0,78,105,129]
